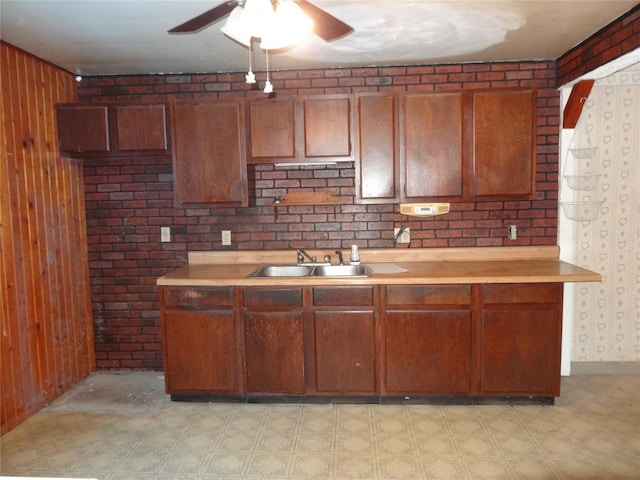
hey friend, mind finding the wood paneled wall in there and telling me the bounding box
[1,42,95,434]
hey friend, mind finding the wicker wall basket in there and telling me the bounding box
[563,174,601,191]
[560,201,604,222]
[569,147,598,159]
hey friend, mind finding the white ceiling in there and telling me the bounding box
[1,0,638,77]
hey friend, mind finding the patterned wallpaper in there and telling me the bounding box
[561,71,640,363]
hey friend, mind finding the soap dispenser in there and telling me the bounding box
[349,245,360,265]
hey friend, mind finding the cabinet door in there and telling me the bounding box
[480,309,560,395]
[56,105,110,154]
[384,310,472,395]
[243,287,305,394]
[171,101,248,206]
[313,311,376,394]
[247,94,352,164]
[248,98,296,159]
[355,93,399,203]
[402,93,463,200]
[473,90,535,198]
[244,311,306,394]
[480,282,562,396]
[163,310,237,394]
[302,95,352,158]
[113,104,168,152]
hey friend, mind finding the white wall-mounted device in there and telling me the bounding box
[399,203,450,217]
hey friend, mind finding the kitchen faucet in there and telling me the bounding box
[297,249,331,266]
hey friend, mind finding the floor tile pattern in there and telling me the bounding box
[1,373,638,479]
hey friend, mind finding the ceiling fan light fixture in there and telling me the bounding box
[220,5,252,46]
[259,0,314,50]
[221,0,275,45]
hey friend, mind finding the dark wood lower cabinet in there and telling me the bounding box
[384,311,472,395]
[244,311,306,394]
[160,282,564,401]
[479,283,563,396]
[480,309,560,395]
[243,287,305,394]
[313,311,376,394]
[311,286,377,395]
[161,287,239,395]
[383,284,473,395]
[164,310,237,394]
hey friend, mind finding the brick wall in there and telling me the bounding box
[558,4,640,85]
[80,61,560,369]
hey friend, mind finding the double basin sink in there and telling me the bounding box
[250,264,368,278]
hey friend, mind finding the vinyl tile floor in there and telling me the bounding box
[1,372,638,480]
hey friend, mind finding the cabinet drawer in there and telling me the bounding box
[482,283,561,305]
[385,285,471,306]
[313,286,374,307]
[244,288,303,307]
[163,287,233,309]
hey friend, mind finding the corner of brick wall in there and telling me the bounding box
[557,4,639,85]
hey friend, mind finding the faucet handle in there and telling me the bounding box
[297,249,317,264]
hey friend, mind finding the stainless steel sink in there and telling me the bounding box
[312,264,368,277]
[249,264,368,278]
[249,265,315,277]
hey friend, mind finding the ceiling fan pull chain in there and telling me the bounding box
[245,40,256,84]
[263,49,273,94]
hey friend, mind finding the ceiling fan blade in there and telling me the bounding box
[168,2,236,34]
[297,0,354,42]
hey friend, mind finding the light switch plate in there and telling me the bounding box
[160,227,170,243]
[222,230,231,246]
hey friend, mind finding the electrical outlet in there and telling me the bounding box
[221,230,231,246]
[160,227,170,243]
[393,227,411,244]
[508,224,518,240]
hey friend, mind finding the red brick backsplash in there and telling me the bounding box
[80,61,564,368]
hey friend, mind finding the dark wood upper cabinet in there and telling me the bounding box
[355,93,399,204]
[472,90,536,198]
[113,104,168,151]
[402,93,464,200]
[302,95,351,158]
[248,94,353,164]
[396,88,536,202]
[171,100,248,207]
[56,103,169,156]
[249,98,296,158]
[56,105,110,154]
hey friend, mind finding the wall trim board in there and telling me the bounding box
[571,362,640,376]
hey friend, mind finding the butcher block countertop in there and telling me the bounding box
[157,246,601,287]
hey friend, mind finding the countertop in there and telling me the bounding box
[157,246,601,287]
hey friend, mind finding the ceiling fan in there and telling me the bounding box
[168,0,354,42]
